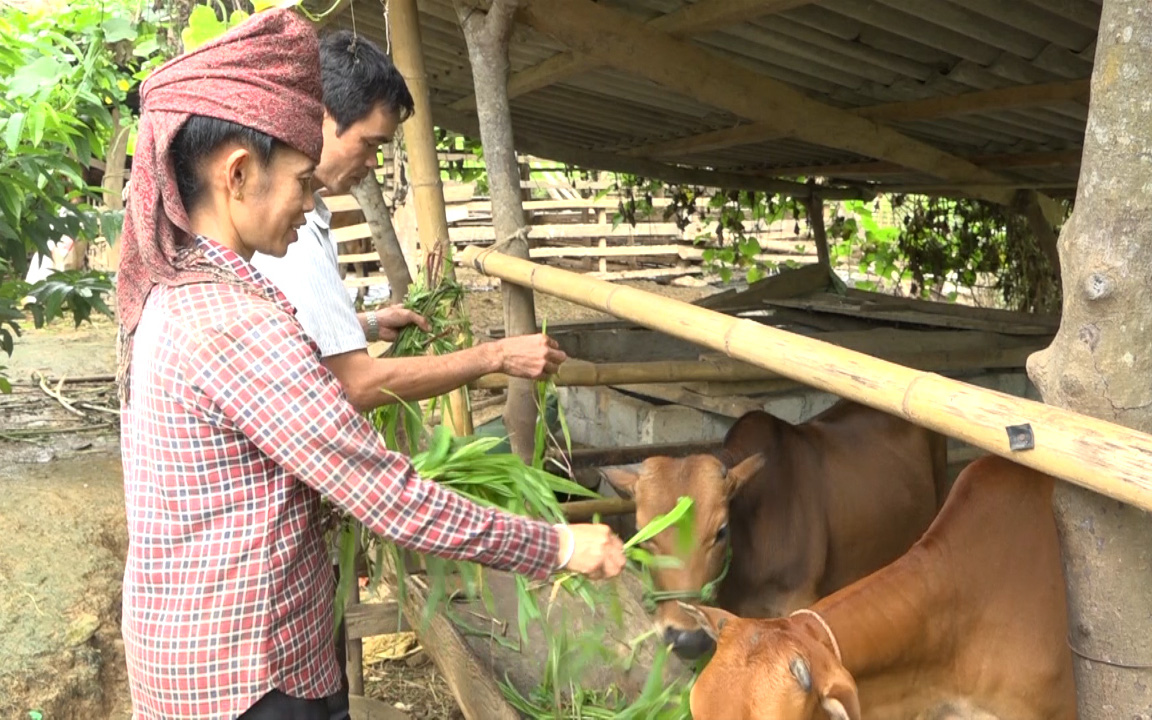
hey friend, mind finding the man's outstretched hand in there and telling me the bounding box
[374,307,431,342]
[496,334,567,380]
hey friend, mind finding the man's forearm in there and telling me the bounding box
[323,343,503,412]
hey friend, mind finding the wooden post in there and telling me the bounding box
[1026,0,1152,713]
[454,0,538,462]
[1016,188,1063,308]
[345,582,364,696]
[459,244,1152,514]
[351,172,414,302]
[805,189,831,273]
[391,0,473,436]
[378,551,520,720]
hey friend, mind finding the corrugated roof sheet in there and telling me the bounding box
[325,0,1099,198]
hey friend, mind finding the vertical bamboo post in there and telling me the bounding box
[391,0,473,436]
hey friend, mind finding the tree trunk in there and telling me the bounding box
[1026,1,1152,715]
[102,106,130,212]
[455,0,539,462]
[805,191,830,272]
[350,172,413,303]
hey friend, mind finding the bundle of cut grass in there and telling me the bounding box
[339,254,697,718]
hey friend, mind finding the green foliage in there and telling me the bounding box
[0,0,170,390]
[829,196,1064,312]
[181,4,250,52]
[607,174,806,285]
[436,128,488,193]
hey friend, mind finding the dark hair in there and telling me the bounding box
[319,30,415,133]
[171,115,280,210]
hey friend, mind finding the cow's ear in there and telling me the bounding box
[678,602,738,642]
[600,464,641,496]
[726,453,766,492]
[819,668,861,720]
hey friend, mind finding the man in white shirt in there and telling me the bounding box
[253,30,565,412]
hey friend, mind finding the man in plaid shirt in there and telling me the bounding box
[116,11,625,720]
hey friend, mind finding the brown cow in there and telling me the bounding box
[684,454,1076,720]
[602,400,948,659]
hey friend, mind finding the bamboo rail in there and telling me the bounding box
[460,246,1152,513]
[473,333,1044,390]
[554,441,724,469]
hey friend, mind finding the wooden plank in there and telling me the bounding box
[773,149,1084,178]
[465,197,675,213]
[762,298,1055,335]
[324,194,367,213]
[345,600,410,640]
[344,274,392,289]
[857,79,1092,124]
[694,262,829,310]
[586,266,703,281]
[349,695,413,720]
[763,294,1059,335]
[334,221,685,245]
[841,289,1061,329]
[378,553,519,720]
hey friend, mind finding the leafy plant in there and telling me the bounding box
[828,195,1064,311]
[603,174,808,285]
[0,0,170,390]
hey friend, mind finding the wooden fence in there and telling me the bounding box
[329,156,820,296]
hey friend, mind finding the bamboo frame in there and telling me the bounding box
[475,331,1048,390]
[460,246,1152,513]
[391,0,474,436]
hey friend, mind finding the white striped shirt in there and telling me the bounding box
[251,194,367,358]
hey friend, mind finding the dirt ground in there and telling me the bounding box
[0,276,716,719]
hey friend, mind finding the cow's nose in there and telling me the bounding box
[662,626,716,659]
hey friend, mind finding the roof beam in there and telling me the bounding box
[856,79,1091,124]
[773,149,1083,177]
[449,0,814,111]
[625,79,1091,159]
[516,0,1041,206]
[430,106,871,200]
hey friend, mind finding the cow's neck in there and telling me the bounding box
[719,427,823,616]
[815,542,949,681]
[805,465,1066,720]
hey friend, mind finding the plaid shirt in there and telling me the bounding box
[120,238,559,719]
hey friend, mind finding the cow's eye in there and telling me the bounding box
[715,523,729,543]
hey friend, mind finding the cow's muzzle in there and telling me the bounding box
[662,626,715,659]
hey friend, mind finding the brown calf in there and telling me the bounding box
[603,400,948,659]
[685,454,1076,720]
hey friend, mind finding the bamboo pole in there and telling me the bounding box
[391,0,473,436]
[554,441,725,469]
[473,334,1045,390]
[459,246,1152,513]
